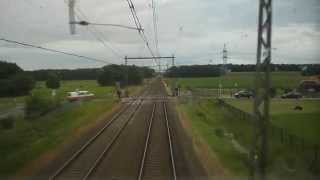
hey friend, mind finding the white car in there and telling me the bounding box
[67,91,95,102]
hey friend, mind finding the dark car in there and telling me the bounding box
[281,91,302,99]
[234,90,253,98]
[299,80,320,92]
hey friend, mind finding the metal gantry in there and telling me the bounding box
[250,0,273,180]
[223,44,228,66]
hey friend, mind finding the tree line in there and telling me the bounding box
[1,60,319,97]
[165,64,320,77]
[97,65,154,86]
[29,66,154,81]
[165,65,222,77]
[0,61,35,97]
[0,61,155,97]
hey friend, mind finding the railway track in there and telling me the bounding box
[49,80,178,180]
[49,95,148,179]
[138,101,177,180]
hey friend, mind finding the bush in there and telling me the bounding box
[0,116,15,130]
[46,72,61,89]
[0,73,35,97]
[25,89,60,119]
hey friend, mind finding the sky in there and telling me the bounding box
[0,0,319,70]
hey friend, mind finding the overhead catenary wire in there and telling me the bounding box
[0,38,111,64]
[63,0,124,60]
[124,0,157,64]
[152,0,159,57]
[73,6,124,58]
[71,21,143,31]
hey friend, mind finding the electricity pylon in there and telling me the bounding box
[250,0,273,180]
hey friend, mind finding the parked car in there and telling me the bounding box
[299,80,320,92]
[67,91,95,102]
[234,90,253,98]
[281,91,302,99]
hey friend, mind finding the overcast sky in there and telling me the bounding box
[0,0,319,70]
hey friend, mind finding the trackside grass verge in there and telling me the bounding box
[177,99,249,177]
[0,81,143,178]
[0,99,115,177]
[178,98,319,179]
[225,99,320,144]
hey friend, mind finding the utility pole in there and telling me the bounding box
[250,0,273,180]
[158,58,161,73]
[172,54,175,67]
[223,44,228,72]
[68,0,76,34]
[124,56,128,88]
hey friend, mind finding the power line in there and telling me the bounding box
[64,0,124,60]
[71,21,143,31]
[124,0,157,62]
[152,0,159,56]
[0,38,111,64]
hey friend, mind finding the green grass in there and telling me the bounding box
[226,99,320,144]
[0,80,142,113]
[179,99,319,179]
[0,80,144,177]
[0,98,115,177]
[35,80,115,98]
[178,99,250,176]
[0,80,113,113]
[167,72,304,89]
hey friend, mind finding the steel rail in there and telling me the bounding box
[137,103,157,180]
[82,99,143,180]
[48,101,134,180]
[163,102,177,180]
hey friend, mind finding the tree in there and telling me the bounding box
[46,73,60,89]
[46,73,60,97]
[0,61,35,97]
[97,64,148,86]
[97,67,115,86]
[0,61,23,79]
[302,65,320,76]
[10,73,36,96]
[127,66,143,85]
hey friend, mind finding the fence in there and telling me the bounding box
[217,98,319,171]
[191,88,236,98]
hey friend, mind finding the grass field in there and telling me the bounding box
[178,99,319,179]
[36,80,116,98]
[178,100,249,176]
[0,80,142,112]
[0,80,144,177]
[226,99,320,144]
[167,71,304,89]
